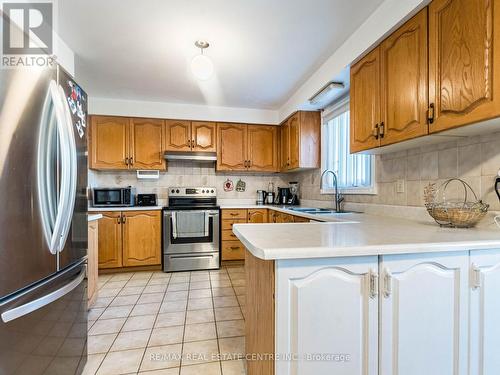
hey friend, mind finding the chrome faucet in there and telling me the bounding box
[320,169,344,212]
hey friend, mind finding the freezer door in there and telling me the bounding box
[57,67,88,270]
[0,261,87,375]
[0,67,59,298]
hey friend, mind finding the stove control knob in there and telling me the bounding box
[176,189,180,193]
[211,189,214,193]
[202,190,205,193]
[171,189,175,193]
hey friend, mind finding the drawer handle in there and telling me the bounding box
[230,213,239,216]
[230,246,240,250]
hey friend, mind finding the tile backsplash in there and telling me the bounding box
[293,131,500,211]
[89,161,290,205]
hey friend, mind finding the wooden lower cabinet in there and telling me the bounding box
[87,219,99,307]
[222,241,246,261]
[247,208,267,223]
[92,210,161,270]
[122,211,161,267]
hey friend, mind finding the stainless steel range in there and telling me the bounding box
[163,187,220,272]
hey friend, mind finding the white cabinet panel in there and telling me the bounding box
[470,249,500,375]
[380,252,469,375]
[276,256,378,375]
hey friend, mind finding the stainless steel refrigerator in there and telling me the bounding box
[0,65,88,375]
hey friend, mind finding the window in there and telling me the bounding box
[321,98,375,194]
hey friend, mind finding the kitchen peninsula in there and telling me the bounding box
[233,214,500,375]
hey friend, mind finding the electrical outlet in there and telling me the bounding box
[396,179,405,193]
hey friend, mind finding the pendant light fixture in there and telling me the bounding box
[191,40,214,81]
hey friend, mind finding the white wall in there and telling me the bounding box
[278,0,429,121]
[89,97,280,124]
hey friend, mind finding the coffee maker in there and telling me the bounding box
[288,182,300,205]
[275,187,291,205]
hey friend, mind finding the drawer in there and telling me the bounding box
[293,215,310,223]
[222,229,239,241]
[221,240,245,260]
[222,209,247,220]
[221,219,246,231]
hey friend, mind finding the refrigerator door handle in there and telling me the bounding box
[56,84,77,252]
[1,265,86,323]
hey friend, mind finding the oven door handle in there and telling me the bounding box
[169,254,215,259]
[171,211,177,239]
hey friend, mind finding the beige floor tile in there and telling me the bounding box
[118,286,145,296]
[233,287,245,296]
[188,289,212,299]
[218,337,245,360]
[149,326,184,346]
[216,320,245,339]
[131,272,153,280]
[210,279,232,288]
[111,329,151,351]
[187,298,213,310]
[190,274,210,282]
[97,348,145,375]
[236,295,245,306]
[169,276,190,284]
[215,307,243,322]
[211,288,235,297]
[160,299,187,313]
[138,292,165,304]
[126,279,150,287]
[88,307,105,321]
[151,271,171,279]
[148,278,171,286]
[189,281,211,290]
[138,368,179,374]
[167,283,189,292]
[155,311,186,328]
[82,353,105,375]
[131,302,161,317]
[100,305,133,320]
[122,314,156,332]
[93,297,113,308]
[180,361,221,375]
[88,333,117,354]
[98,288,122,298]
[186,309,214,324]
[210,273,230,280]
[213,296,239,308]
[88,318,126,335]
[181,339,219,366]
[165,291,189,301]
[143,284,168,294]
[109,273,134,281]
[221,359,246,375]
[141,344,182,371]
[109,294,140,307]
[184,322,217,342]
[101,280,127,289]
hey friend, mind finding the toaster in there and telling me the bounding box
[136,193,157,207]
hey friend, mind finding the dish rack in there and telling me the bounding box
[424,178,489,228]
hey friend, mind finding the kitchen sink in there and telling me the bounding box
[288,207,361,215]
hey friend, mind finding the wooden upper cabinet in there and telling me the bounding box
[350,48,381,153]
[217,123,248,171]
[90,116,129,169]
[248,209,268,223]
[191,121,216,152]
[428,0,500,133]
[380,9,428,146]
[130,118,166,170]
[288,114,300,169]
[280,121,289,170]
[122,211,161,267]
[97,212,123,269]
[247,125,278,172]
[165,119,191,151]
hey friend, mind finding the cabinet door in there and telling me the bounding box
[380,9,428,145]
[89,116,129,170]
[130,118,166,170]
[288,114,300,169]
[247,125,278,172]
[217,123,248,171]
[280,121,290,171]
[191,121,216,152]
[429,0,500,133]
[165,119,191,151]
[469,249,500,375]
[97,212,123,269]
[87,220,99,306]
[275,257,379,375]
[122,211,161,267]
[350,48,381,153]
[247,209,267,223]
[380,252,469,375]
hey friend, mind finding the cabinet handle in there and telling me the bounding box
[369,269,378,299]
[230,213,238,216]
[116,216,121,224]
[125,157,129,165]
[373,124,379,140]
[191,139,195,148]
[379,122,385,139]
[383,268,392,298]
[248,160,252,168]
[428,103,435,124]
[471,263,482,290]
[122,215,126,224]
[230,246,240,250]
[129,157,134,166]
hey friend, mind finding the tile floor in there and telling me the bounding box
[84,266,247,375]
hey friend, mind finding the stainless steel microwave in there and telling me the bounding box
[92,187,136,207]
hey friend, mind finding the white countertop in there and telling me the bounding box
[232,211,500,260]
[89,206,163,212]
[88,214,103,222]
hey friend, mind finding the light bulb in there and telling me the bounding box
[191,54,214,81]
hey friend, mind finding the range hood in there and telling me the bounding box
[164,151,217,162]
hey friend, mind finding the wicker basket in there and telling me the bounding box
[424,179,489,228]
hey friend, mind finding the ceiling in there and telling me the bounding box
[58,0,384,110]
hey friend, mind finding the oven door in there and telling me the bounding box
[163,209,220,254]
